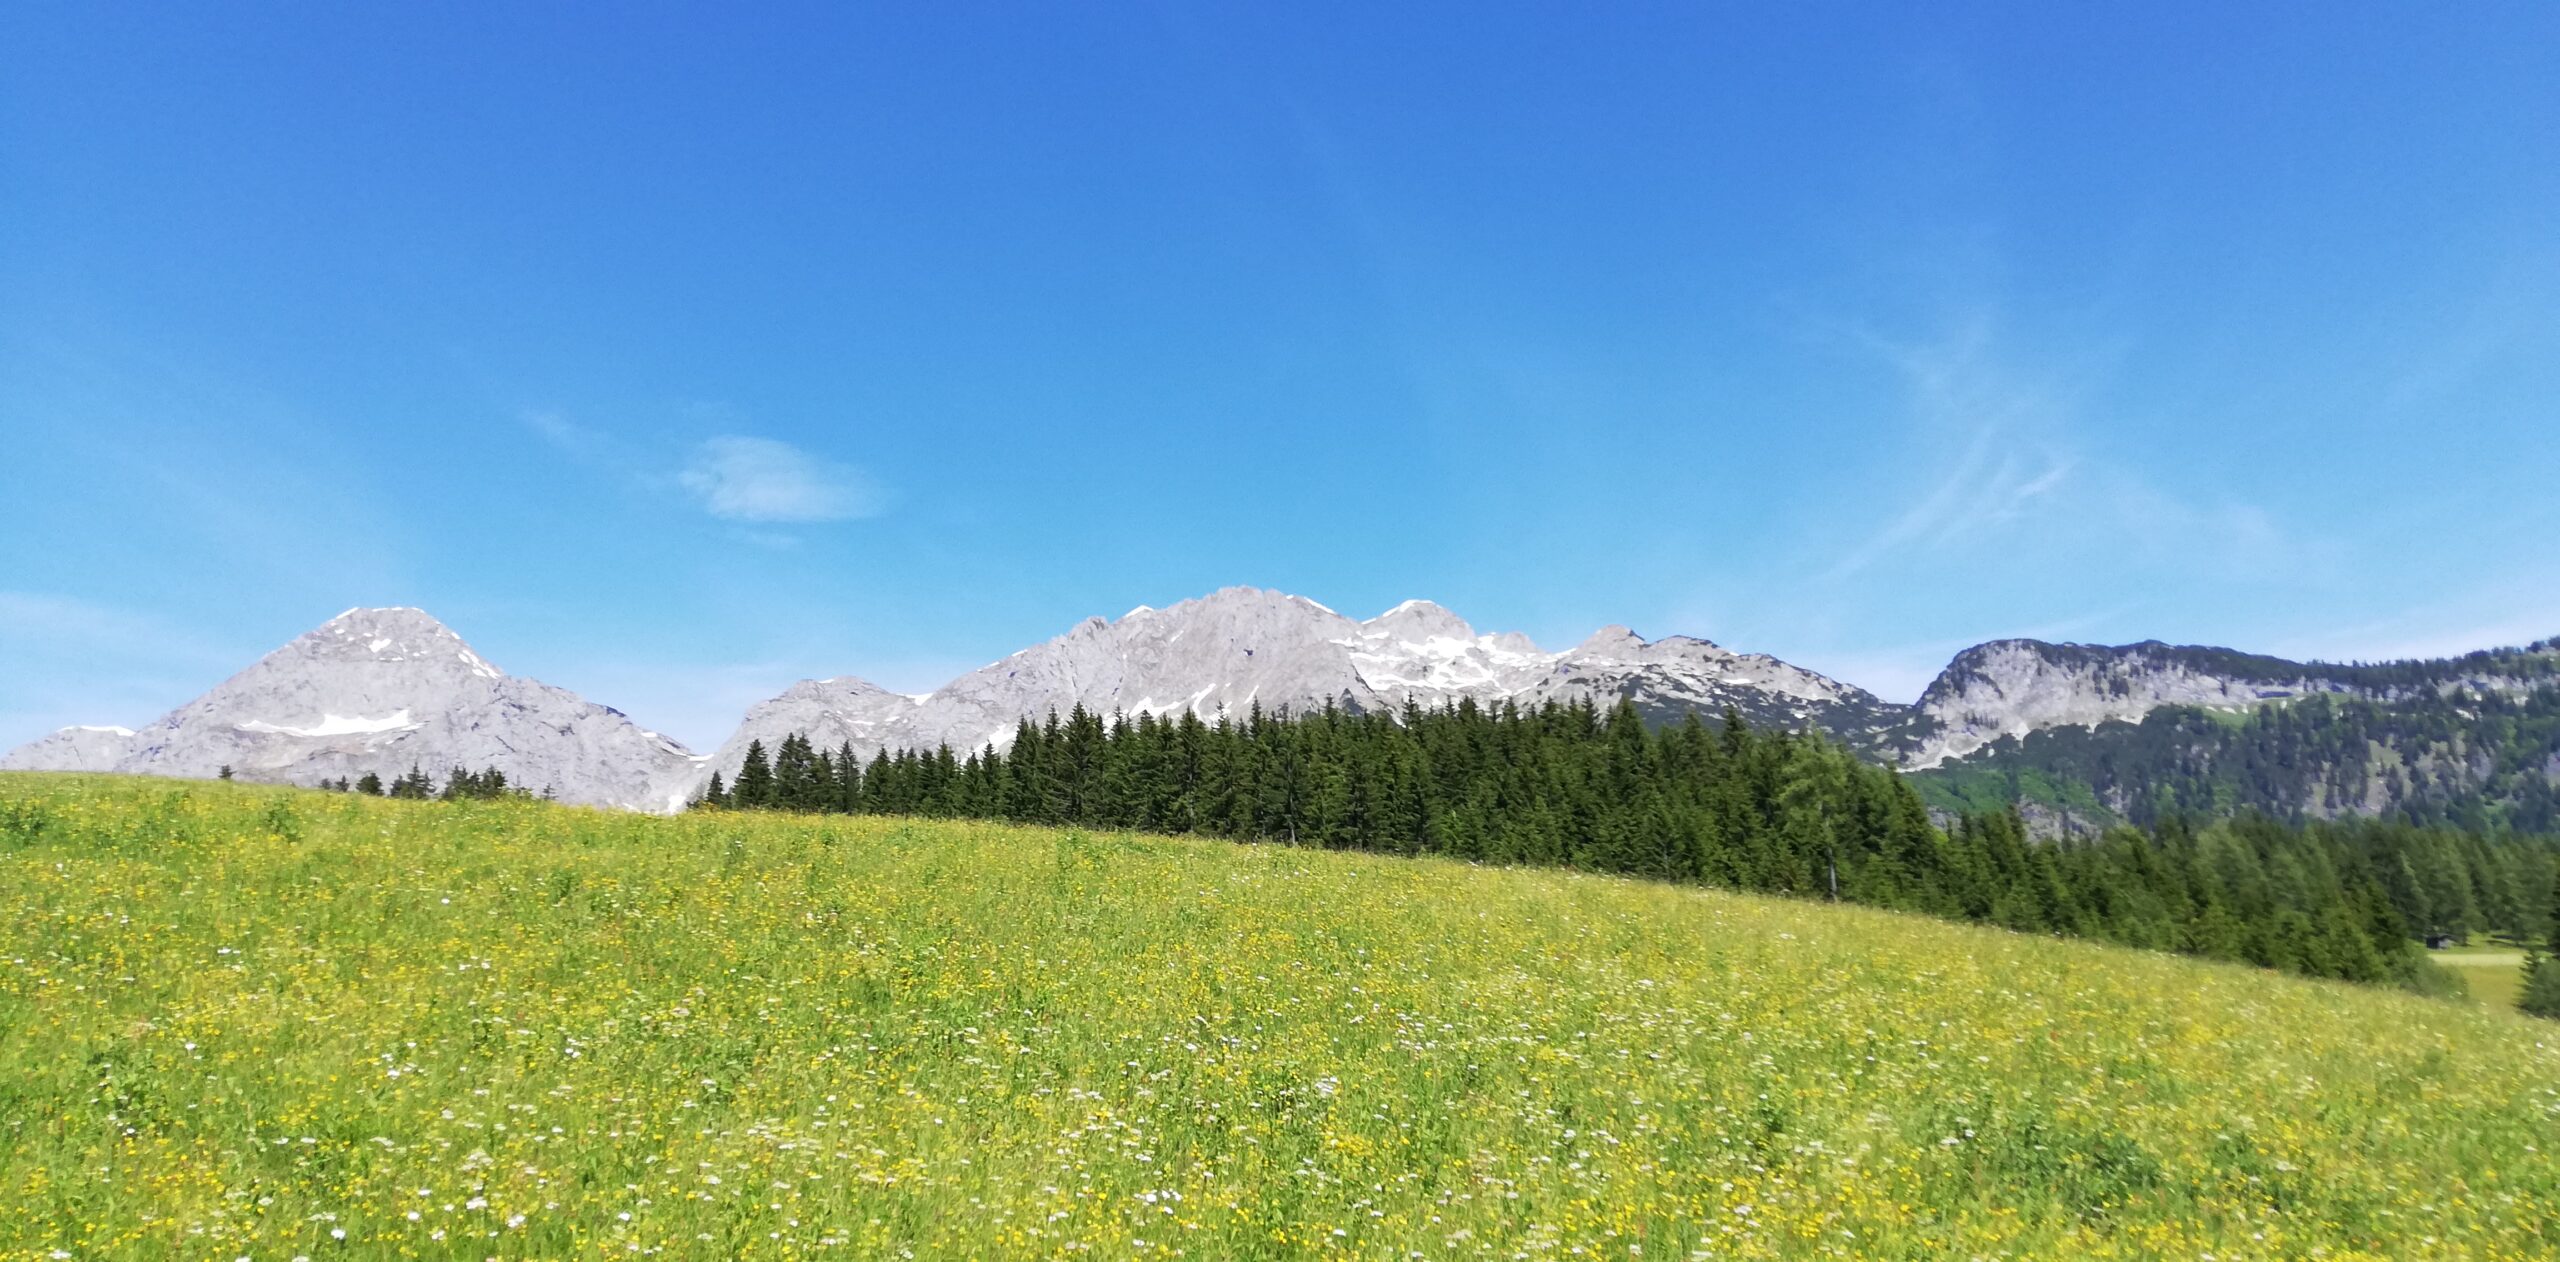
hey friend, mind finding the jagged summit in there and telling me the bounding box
[697,589,1899,787]
[295,606,503,675]
[1365,599,1478,643]
[21,591,2551,813]
[1901,634,2560,768]
[0,606,697,808]
[1572,625,1647,659]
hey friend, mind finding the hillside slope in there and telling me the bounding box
[3,772,2555,1259]
[1900,636,2560,768]
[1914,684,2560,836]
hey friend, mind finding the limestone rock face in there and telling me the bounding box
[0,607,702,809]
[0,724,140,772]
[18,595,2548,812]
[697,587,1902,786]
[1899,637,2558,768]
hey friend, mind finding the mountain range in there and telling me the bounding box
[9,588,2556,822]
[1,607,701,810]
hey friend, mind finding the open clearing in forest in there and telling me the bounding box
[2435,945,2531,1009]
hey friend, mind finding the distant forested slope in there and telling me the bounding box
[690,698,2560,993]
[1912,686,2560,835]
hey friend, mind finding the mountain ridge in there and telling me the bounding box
[691,586,1902,789]
[9,592,2554,815]
[0,607,704,809]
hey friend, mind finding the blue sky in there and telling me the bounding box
[5,3,2556,751]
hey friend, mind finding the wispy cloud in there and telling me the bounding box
[0,592,244,747]
[521,410,613,463]
[1814,313,2098,583]
[2376,241,2559,411]
[679,436,886,524]
[523,413,890,529]
[1807,307,2325,590]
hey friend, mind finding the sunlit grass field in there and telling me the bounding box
[3,773,2557,1260]
[2436,944,2532,1011]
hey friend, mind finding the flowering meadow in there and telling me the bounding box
[3,773,2557,1260]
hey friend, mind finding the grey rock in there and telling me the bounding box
[0,607,702,809]
[1900,637,2559,768]
[0,724,140,772]
[698,587,1900,786]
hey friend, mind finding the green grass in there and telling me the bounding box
[3,773,2557,1260]
[2433,942,2534,1010]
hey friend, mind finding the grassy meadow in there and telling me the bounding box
[2,773,2558,1261]
[2435,944,2532,1011]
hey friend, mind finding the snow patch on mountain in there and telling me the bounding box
[236,709,420,738]
[0,607,701,808]
[699,588,1899,788]
[25,592,2540,812]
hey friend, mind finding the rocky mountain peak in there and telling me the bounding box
[34,589,2542,816]
[1,606,698,809]
[1905,639,2330,768]
[1572,625,1648,659]
[777,675,904,704]
[1364,599,1477,644]
[696,591,1907,791]
[297,606,500,675]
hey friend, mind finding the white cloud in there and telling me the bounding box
[521,410,610,461]
[1812,314,2096,583]
[1808,309,2325,591]
[679,436,885,524]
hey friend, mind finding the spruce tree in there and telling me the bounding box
[769,734,815,810]
[2525,866,2560,1019]
[388,764,433,799]
[733,740,775,809]
[737,697,2551,996]
[836,742,862,812]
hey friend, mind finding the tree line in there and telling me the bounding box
[692,698,2560,1006]
[306,764,534,801]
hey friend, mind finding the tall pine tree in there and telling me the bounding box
[732,740,775,809]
